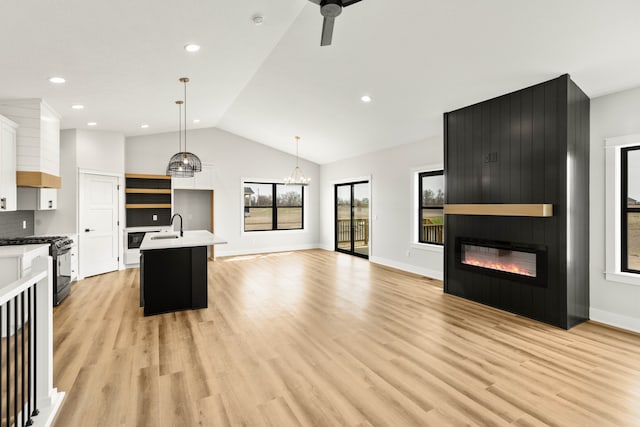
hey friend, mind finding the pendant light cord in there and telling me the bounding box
[183,78,188,154]
[178,101,182,151]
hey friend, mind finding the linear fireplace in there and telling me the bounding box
[443,74,590,329]
[456,238,547,287]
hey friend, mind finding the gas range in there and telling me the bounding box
[0,235,74,305]
[0,236,73,253]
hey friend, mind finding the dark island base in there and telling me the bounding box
[140,246,208,316]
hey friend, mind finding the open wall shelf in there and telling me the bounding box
[125,173,172,227]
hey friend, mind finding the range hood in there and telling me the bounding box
[16,171,61,188]
[0,99,61,188]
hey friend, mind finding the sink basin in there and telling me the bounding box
[150,234,179,240]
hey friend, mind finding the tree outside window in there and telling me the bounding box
[244,182,304,231]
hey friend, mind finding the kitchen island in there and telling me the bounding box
[139,230,226,316]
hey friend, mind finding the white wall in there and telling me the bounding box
[35,129,126,236]
[590,86,640,332]
[319,136,444,279]
[76,130,125,174]
[125,127,320,256]
[34,130,78,235]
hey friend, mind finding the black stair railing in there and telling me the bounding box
[1,282,39,427]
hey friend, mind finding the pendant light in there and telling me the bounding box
[166,100,194,177]
[166,77,202,176]
[284,136,310,186]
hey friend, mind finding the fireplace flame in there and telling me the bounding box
[463,257,535,277]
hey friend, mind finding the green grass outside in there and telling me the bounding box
[245,207,302,231]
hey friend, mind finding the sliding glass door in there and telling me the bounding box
[335,181,369,258]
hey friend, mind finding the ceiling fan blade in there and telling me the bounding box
[320,16,335,46]
[342,0,363,7]
[307,0,321,4]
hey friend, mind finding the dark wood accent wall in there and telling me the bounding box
[443,74,589,329]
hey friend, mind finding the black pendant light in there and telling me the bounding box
[166,100,194,177]
[166,77,202,176]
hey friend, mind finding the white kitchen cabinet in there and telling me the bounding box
[0,114,17,212]
[0,99,61,187]
[0,244,49,287]
[69,235,78,282]
[17,187,58,210]
[172,163,214,190]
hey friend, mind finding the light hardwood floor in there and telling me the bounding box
[52,249,640,426]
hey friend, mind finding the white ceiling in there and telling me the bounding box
[2,0,640,164]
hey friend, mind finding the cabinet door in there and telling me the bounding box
[38,188,57,210]
[70,244,78,281]
[0,123,17,212]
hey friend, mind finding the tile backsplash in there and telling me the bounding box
[0,210,34,238]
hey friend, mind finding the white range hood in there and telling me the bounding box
[0,99,61,188]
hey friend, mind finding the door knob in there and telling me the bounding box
[84,228,95,232]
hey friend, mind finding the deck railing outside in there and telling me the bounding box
[422,223,444,244]
[337,219,369,245]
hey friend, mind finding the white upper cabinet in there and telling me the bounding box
[17,187,57,210]
[0,99,61,188]
[0,114,18,212]
[172,163,215,190]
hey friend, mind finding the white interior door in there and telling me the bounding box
[79,172,119,278]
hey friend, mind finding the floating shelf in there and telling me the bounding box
[125,188,171,194]
[125,173,171,180]
[444,204,553,217]
[125,203,172,209]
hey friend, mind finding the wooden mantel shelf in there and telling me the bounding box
[444,204,553,217]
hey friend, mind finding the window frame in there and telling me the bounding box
[243,181,304,232]
[418,170,444,246]
[604,134,640,286]
[621,146,640,274]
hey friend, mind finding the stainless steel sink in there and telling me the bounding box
[150,235,179,240]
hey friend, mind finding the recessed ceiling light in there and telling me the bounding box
[184,44,200,53]
[87,122,97,126]
[141,124,149,129]
[49,77,66,84]
[360,95,372,103]
[71,104,84,110]
[252,15,264,25]
[193,119,200,124]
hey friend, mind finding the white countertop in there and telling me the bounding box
[0,244,49,258]
[140,230,227,251]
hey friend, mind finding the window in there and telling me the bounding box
[622,146,640,273]
[418,170,444,244]
[605,134,640,285]
[243,182,303,231]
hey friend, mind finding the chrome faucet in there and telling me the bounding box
[171,213,184,237]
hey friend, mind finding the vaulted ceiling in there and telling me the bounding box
[2,0,640,164]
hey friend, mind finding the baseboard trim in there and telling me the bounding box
[38,390,65,427]
[590,308,640,334]
[369,256,443,280]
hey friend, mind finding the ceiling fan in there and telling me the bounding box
[308,0,363,46]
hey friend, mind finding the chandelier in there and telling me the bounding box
[284,136,310,186]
